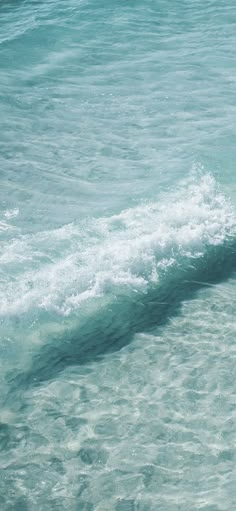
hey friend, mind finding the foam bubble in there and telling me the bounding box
[4,208,19,220]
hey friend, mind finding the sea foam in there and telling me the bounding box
[0,174,235,318]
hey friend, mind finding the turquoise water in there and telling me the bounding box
[0,0,236,509]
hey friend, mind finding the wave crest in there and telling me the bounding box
[0,174,235,318]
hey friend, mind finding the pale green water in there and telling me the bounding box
[0,1,236,510]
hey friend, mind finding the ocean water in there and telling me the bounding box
[0,0,236,509]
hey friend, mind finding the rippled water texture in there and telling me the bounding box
[0,1,236,510]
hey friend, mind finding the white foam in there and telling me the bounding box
[4,208,19,220]
[0,174,235,317]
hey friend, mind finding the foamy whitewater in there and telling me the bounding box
[0,1,236,510]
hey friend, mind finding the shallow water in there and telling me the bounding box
[0,1,236,509]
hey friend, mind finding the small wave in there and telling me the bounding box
[0,173,235,319]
